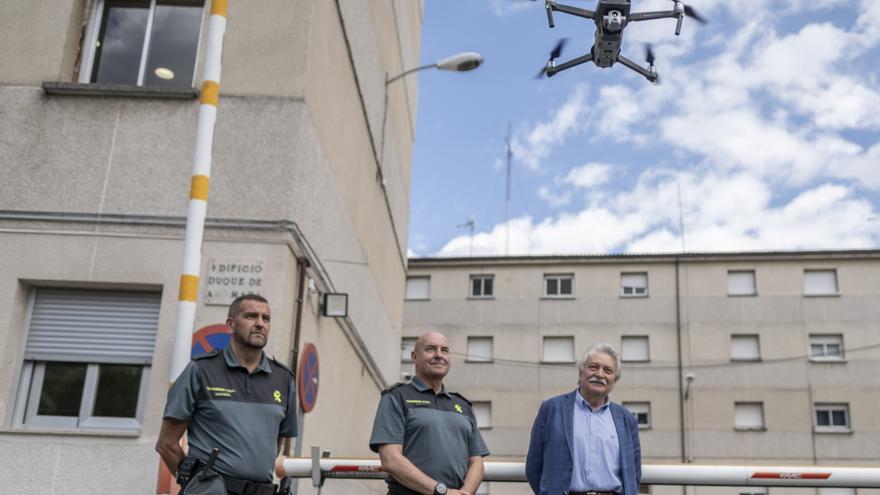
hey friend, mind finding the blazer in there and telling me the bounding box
[525,391,641,495]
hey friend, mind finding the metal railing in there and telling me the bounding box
[276,447,880,491]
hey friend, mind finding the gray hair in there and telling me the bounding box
[577,343,621,379]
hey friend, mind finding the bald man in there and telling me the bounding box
[370,332,489,495]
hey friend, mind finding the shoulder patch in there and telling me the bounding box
[270,356,295,376]
[451,391,472,406]
[380,382,407,395]
[192,349,222,361]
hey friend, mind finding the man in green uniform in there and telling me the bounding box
[155,294,298,495]
[370,331,489,495]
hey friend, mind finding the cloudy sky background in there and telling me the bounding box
[408,0,880,257]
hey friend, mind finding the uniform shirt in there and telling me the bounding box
[369,377,490,494]
[570,391,622,493]
[163,346,298,482]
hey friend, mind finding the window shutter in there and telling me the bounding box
[467,337,493,361]
[543,336,574,362]
[804,270,838,295]
[730,335,760,360]
[25,289,161,365]
[405,277,431,299]
[621,336,649,361]
[728,271,756,295]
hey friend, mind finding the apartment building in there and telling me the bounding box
[404,251,880,495]
[0,1,422,493]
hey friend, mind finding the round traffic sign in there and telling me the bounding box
[297,343,320,413]
[192,323,231,358]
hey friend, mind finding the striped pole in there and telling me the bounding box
[157,1,228,493]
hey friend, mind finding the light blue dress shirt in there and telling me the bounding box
[570,390,622,493]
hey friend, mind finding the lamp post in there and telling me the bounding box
[379,51,484,184]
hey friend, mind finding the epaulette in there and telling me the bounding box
[380,382,408,395]
[192,349,222,361]
[270,356,295,376]
[450,391,472,406]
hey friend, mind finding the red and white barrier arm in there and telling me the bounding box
[276,457,880,487]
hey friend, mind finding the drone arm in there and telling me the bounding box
[628,10,680,22]
[549,2,595,20]
[617,53,657,83]
[546,52,594,77]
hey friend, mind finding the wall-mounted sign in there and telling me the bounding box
[204,258,264,305]
[192,323,230,358]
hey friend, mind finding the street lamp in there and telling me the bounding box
[379,51,484,185]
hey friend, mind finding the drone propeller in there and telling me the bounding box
[644,44,660,84]
[536,38,567,78]
[670,0,708,24]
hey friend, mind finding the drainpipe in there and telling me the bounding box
[675,257,687,495]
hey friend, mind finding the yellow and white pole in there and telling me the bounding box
[157,1,228,493]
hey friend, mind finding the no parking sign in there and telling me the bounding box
[192,323,231,358]
[297,343,319,413]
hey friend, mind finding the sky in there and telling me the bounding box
[407,0,880,257]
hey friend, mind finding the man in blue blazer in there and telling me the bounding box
[526,343,641,495]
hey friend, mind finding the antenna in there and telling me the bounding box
[457,218,476,256]
[677,181,687,252]
[505,123,512,255]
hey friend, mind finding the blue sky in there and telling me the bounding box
[408,0,880,257]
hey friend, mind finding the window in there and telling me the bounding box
[730,334,761,361]
[814,403,850,432]
[734,402,765,430]
[728,270,757,296]
[804,269,839,296]
[470,275,494,298]
[15,289,160,431]
[621,336,649,362]
[809,334,844,361]
[467,337,493,362]
[400,337,417,362]
[639,485,651,495]
[819,489,855,495]
[623,402,651,428]
[80,0,205,88]
[472,401,492,429]
[405,276,430,300]
[542,336,574,363]
[544,274,574,297]
[620,272,648,297]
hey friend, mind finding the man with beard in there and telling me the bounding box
[156,294,297,495]
[526,343,641,495]
[370,331,489,495]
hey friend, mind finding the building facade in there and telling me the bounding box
[404,251,880,495]
[0,1,422,493]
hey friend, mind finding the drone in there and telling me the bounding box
[536,0,707,83]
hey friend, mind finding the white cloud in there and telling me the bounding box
[564,162,612,189]
[538,185,571,208]
[511,84,590,169]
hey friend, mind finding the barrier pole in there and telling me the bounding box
[156,1,229,493]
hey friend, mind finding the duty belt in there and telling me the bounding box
[220,474,277,495]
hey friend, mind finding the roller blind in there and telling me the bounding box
[405,277,430,300]
[25,289,161,365]
[467,337,493,362]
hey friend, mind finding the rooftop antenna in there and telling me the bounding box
[677,181,687,252]
[457,218,476,256]
[505,123,513,255]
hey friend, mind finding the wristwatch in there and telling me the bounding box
[433,482,447,495]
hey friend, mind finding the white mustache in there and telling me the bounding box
[589,378,607,385]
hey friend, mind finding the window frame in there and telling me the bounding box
[466,336,494,363]
[620,335,650,363]
[814,403,851,433]
[734,401,766,431]
[620,272,649,298]
[730,334,761,362]
[727,270,757,297]
[405,276,431,301]
[541,336,575,363]
[803,269,840,297]
[400,337,417,363]
[623,401,652,429]
[472,401,492,430]
[78,0,207,87]
[469,275,495,299]
[543,274,575,299]
[809,334,845,362]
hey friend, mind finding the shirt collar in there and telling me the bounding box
[223,345,272,374]
[410,376,451,397]
[575,388,610,412]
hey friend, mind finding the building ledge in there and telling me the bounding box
[42,81,198,99]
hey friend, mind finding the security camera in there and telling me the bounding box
[685,373,695,382]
